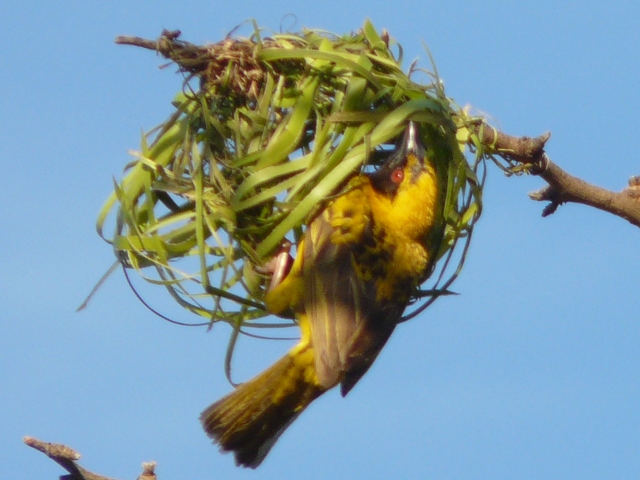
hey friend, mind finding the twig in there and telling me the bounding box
[475,125,640,227]
[23,436,156,480]
[115,30,210,75]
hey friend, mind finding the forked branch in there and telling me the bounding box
[476,125,640,227]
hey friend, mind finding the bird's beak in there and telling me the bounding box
[401,121,426,164]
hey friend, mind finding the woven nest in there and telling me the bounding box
[98,20,487,337]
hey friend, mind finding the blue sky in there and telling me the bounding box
[2,2,639,479]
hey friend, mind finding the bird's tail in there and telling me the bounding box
[200,344,324,468]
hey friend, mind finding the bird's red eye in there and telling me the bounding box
[391,167,404,184]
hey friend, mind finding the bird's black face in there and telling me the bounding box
[368,122,427,196]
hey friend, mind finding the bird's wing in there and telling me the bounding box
[301,183,399,393]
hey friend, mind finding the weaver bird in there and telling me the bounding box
[200,121,447,467]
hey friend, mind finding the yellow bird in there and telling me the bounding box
[200,121,447,467]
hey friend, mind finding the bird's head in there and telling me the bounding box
[369,121,432,197]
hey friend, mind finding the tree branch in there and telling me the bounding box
[476,125,640,227]
[24,436,157,480]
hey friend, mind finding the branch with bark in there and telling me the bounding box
[475,126,640,227]
[24,437,157,480]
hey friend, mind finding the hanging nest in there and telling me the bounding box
[98,20,489,336]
